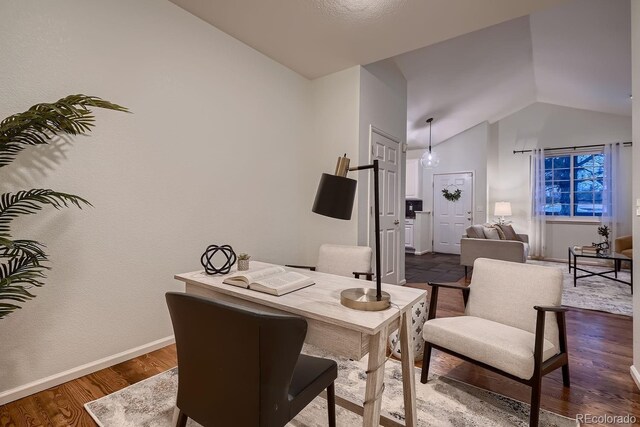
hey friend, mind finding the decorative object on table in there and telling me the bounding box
[0,95,128,319]
[494,201,512,224]
[441,187,461,202]
[200,244,236,275]
[591,241,609,255]
[237,253,251,271]
[312,154,390,311]
[420,117,439,169]
[597,225,610,247]
[388,299,428,360]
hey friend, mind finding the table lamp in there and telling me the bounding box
[494,201,512,224]
[312,155,391,311]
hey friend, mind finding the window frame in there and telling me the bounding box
[543,150,605,220]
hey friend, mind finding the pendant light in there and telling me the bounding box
[420,117,439,169]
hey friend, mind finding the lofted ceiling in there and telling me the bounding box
[394,0,631,149]
[167,0,566,79]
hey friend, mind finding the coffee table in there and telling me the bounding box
[568,246,633,294]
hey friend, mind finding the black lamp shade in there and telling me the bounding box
[312,173,357,220]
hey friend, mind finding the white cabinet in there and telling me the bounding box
[405,159,421,199]
[405,212,432,254]
[405,219,414,248]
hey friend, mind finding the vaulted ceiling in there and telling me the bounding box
[168,0,566,79]
[394,0,631,149]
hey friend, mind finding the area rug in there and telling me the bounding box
[85,347,574,427]
[530,260,632,316]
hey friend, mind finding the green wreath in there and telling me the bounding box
[442,188,462,202]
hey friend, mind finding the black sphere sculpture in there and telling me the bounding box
[201,244,237,275]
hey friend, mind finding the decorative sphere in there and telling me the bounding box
[200,244,237,275]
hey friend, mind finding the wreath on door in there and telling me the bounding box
[442,187,462,202]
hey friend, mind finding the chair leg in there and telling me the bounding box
[529,374,542,427]
[464,266,468,281]
[175,409,188,427]
[562,362,571,387]
[420,342,433,384]
[327,382,336,427]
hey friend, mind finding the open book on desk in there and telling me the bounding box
[222,266,314,296]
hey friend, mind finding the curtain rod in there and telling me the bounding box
[513,141,632,154]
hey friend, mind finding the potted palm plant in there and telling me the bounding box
[0,95,128,319]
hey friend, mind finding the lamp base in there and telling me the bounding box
[340,288,391,311]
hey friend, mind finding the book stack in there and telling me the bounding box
[574,245,597,255]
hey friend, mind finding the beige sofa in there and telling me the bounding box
[461,224,529,278]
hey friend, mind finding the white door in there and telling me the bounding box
[370,129,401,284]
[433,173,473,254]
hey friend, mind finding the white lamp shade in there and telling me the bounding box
[494,202,512,217]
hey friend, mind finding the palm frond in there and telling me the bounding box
[0,238,48,264]
[0,94,129,167]
[0,255,49,319]
[0,189,91,238]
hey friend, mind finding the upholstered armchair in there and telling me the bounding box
[287,244,373,280]
[615,235,632,270]
[421,258,570,427]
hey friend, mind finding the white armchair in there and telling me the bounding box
[421,258,570,427]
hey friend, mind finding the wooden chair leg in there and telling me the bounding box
[420,342,432,384]
[327,382,336,427]
[529,374,542,427]
[464,266,468,280]
[175,409,188,427]
[562,363,570,387]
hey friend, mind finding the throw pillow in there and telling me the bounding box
[482,226,501,240]
[497,224,522,241]
[466,225,484,238]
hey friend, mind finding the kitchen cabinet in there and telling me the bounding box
[405,159,421,199]
[405,212,432,254]
[405,219,414,248]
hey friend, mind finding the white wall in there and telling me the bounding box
[0,0,321,397]
[301,67,361,263]
[358,60,408,283]
[488,102,632,260]
[408,122,490,224]
[631,0,640,390]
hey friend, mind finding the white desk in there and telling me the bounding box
[175,262,426,427]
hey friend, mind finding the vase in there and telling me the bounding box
[238,259,250,271]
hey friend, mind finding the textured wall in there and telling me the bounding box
[0,0,314,395]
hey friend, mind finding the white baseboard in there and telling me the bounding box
[0,335,175,406]
[413,250,431,255]
[398,279,407,285]
[631,365,640,391]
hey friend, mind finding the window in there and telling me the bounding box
[544,153,605,217]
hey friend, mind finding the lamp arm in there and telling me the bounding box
[346,161,382,301]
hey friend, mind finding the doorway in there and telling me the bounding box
[432,172,473,254]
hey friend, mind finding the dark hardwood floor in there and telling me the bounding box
[1,260,638,426]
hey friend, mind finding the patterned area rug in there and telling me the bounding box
[85,347,574,427]
[529,260,632,316]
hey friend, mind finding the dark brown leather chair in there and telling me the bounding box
[166,292,337,427]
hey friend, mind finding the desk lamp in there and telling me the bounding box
[312,155,391,311]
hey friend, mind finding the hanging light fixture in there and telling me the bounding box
[420,117,439,169]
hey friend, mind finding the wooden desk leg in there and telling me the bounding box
[363,325,388,427]
[400,311,417,427]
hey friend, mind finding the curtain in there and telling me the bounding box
[530,148,546,258]
[601,143,620,246]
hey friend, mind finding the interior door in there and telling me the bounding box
[433,173,473,254]
[370,129,401,284]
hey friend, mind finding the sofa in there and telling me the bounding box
[460,224,529,278]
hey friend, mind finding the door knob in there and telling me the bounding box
[394,220,400,225]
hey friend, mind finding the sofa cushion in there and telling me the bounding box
[466,225,485,239]
[423,316,557,380]
[482,226,501,240]
[497,224,522,241]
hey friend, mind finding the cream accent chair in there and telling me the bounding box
[287,244,373,279]
[421,258,570,427]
